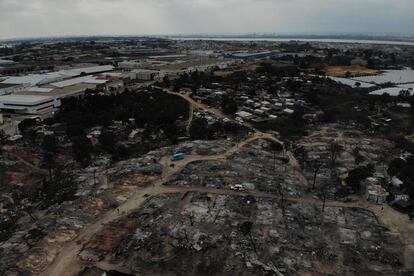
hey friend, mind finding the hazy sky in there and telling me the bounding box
[0,0,413,39]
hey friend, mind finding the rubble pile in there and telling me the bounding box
[176,139,234,156]
[166,139,304,196]
[296,125,394,197]
[88,193,403,275]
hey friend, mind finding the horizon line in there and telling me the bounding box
[1,32,414,43]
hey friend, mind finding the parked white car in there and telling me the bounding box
[230,184,245,191]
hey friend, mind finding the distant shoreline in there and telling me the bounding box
[166,36,414,46]
[1,35,414,46]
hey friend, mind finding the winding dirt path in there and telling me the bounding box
[168,91,228,121]
[41,93,414,275]
[42,131,284,276]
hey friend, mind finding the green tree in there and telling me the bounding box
[18,118,37,134]
[72,135,92,166]
[99,131,117,153]
[162,76,171,87]
[38,164,77,206]
[387,158,406,177]
[189,118,208,140]
[221,96,238,115]
[345,164,375,192]
[42,135,58,153]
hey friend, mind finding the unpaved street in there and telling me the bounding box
[42,92,414,276]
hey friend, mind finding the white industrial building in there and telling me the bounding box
[0,80,99,115]
[0,65,118,116]
[0,65,117,114]
[1,74,61,87]
[0,94,61,115]
[0,65,114,92]
[58,65,114,78]
[0,83,28,96]
[49,75,108,88]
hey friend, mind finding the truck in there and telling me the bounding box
[171,152,185,161]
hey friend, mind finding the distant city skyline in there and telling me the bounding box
[0,0,413,40]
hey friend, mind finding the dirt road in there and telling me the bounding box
[42,131,282,276]
[42,93,414,275]
[168,91,228,121]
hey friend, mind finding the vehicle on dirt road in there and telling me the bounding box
[230,184,246,191]
[171,152,185,161]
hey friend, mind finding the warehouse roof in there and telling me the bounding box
[2,75,49,86]
[1,65,114,87]
[59,65,114,77]
[50,76,107,88]
[28,87,54,93]
[0,94,55,105]
[16,83,96,97]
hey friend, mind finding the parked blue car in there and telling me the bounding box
[171,152,185,161]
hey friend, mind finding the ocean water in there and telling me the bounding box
[170,37,414,46]
[353,69,414,85]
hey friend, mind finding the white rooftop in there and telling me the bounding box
[0,94,55,105]
[28,87,54,93]
[1,65,114,87]
[369,87,409,97]
[58,65,114,77]
[283,108,295,114]
[2,75,49,86]
[50,76,107,88]
[236,111,253,118]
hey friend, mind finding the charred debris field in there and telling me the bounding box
[1,38,414,276]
